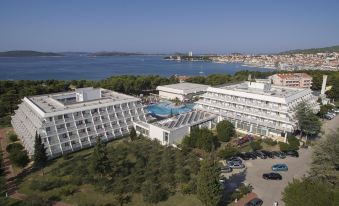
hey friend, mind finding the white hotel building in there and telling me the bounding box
[134,110,216,145]
[11,88,146,158]
[195,81,319,139]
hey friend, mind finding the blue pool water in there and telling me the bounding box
[145,101,195,117]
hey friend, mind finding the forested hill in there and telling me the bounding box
[279,45,339,54]
[0,50,63,57]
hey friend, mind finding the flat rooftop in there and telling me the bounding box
[157,83,209,94]
[27,87,139,113]
[217,81,307,98]
[153,110,215,130]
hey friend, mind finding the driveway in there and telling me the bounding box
[223,148,313,206]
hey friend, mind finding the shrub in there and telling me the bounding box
[217,146,239,159]
[30,178,66,191]
[262,138,277,146]
[59,185,77,196]
[9,149,29,167]
[238,183,253,195]
[279,136,300,151]
[6,143,24,153]
[8,132,18,142]
[22,195,52,206]
[250,141,262,151]
[287,136,300,150]
[180,180,197,195]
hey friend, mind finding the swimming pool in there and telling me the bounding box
[145,101,195,117]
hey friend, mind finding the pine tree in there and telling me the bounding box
[296,102,321,138]
[90,137,110,178]
[129,127,137,141]
[33,132,47,168]
[216,120,235,142]
[197,156,222,206]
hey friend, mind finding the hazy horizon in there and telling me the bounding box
[1,0,339,54]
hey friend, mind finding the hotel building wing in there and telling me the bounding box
[11,87,146,158]
[195,82,319,139]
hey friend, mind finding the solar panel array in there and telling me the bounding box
[159,110,213,129]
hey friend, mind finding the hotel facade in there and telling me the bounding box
[11,88,146,158]
[195,81,319,139]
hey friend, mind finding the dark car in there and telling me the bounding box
[255,151,267,159]
[238,153,251,160]
[244,197,263,206]
[272,151,286,159]
[247,152,257,159]
[220,166,232,173]
[284,150,299,157]
[262,172,282,180]
[237,134,254,146]
[261,150,274,158]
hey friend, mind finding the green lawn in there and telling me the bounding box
[17,139,204,206]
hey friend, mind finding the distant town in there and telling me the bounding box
[164,45,339,71]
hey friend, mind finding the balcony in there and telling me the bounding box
[114,107,122,112]
[87,130,96,136]
[76,124,86,129]
[78,132,88,138]
[64,117,74,123]
[57,128,67,133]
[54,119,65,125]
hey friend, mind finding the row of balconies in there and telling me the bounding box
[46,126,129,149]
[203,93,288,112]
[198,100,291,123]
[201,106,293,132]
[45,108,142,126]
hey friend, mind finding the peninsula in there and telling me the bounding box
[0,50,63,57]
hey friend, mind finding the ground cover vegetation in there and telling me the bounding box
[17,138,209,206]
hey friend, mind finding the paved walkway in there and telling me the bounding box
[0,128,72,206]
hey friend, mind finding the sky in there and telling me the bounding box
[0,0,338,54]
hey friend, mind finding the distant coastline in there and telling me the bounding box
[0,50,63,57]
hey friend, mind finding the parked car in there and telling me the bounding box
[324,113,334,120]
[284,150,299,157]
[237,134,254,145]
[228,161,245,169]
[332,108,339,114]
[247,152,257,159]
[255,151,267,159]
[238,152,251,160]
[272,163,288,171]
[262,172,282,180]
[272,151,286,159]
[244,198,263,206]
[220,166,232,173]
[261,150,274,158]
[227,157,243,164]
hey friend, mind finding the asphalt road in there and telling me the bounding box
[244,148,312,206]
[222,148,312,206]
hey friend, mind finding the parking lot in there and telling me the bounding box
[222,148,313,206]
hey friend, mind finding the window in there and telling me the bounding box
[164,132,169,143]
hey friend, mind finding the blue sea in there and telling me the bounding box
[0,54,272,80]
